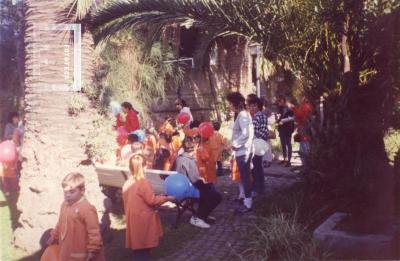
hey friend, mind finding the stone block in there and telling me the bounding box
[313,212,398,259]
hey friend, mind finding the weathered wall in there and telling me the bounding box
[152,33,254,125]
[14,0,103,252]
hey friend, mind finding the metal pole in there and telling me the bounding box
[256,45,261,97]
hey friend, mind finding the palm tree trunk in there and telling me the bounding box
[14,0,103,252]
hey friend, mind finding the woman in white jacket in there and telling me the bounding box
[226,92,254,213]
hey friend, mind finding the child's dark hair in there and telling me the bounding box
[8,112,19,123]
[277,95,286,103]
[159,132,172,143]
[212,121,221,131]
[128,133,139,143]
[190,120,201,129]
[226,92,246,111]
[182,136,195,152]
[172,131,180,137]
[121,102,133,110]
[175,98,187,107]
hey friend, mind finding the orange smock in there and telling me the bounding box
[50,198,105,261]
[196,141,216,183]
[209,132,228,162]
[122,177,168,250]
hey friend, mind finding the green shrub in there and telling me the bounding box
[68,94,88,116]
[384,128,400,164]
[85,115,118,164]
[238,213,328,261]
[91,32,183,124]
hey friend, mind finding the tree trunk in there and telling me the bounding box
[14,0,104,252]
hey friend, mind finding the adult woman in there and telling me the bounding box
[121,102,140,133]
[175,98,193,127]
[226,92,254,213]
[276,96,295,167]
[247,94,268,195]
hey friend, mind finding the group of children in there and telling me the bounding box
[40,105,231,261]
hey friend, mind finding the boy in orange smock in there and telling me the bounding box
[196,138,217,183]
[44,172,105,261]
[209,122,228,176]
[123,152,175,260]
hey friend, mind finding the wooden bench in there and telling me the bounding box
[95,164,197,227]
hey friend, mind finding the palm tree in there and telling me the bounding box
[14,0,106,252]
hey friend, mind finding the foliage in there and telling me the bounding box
[68,94,89,116]
[88,31,183,125]
[238,185,330,261]
[384,128,400,164]
[238,213,327,261]
[85,115,118,163]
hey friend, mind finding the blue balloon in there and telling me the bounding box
[131,129,145,142]
[188,184,200,198]
[164,173,198,200]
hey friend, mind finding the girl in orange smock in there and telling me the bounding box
[123,153,175,260]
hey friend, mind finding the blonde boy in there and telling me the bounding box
[45,172,105,261]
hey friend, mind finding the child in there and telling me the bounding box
[123,152,175,260]
[0,161,18,196]
[231,156,245,202]
[175,137,222,229]
[3,112,20,140]
[209,122,228,176]
[45,172,105,261]
[196,137,217,184]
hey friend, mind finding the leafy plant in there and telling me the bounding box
[85,115,118,163]
[384,128,400,164]
[91,31,183,124]
[238,213,328,261]
[68,94,89,116]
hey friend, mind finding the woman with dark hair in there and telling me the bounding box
[121,102,140,133]
[246,94,268,195]
[226,92,254,213]
[276,95,295,167]
[175,98,193,127]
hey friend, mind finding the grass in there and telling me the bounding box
[104,213,198,260]
[0,191,31,261]
[237,185,330,261]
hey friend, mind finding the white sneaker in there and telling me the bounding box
[190,216,210,229]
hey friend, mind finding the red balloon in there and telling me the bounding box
[116,127,128,146]
[0,140,17,164]
[176,112,190,125]
[198,122,214,139]
[40,244,60,261]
